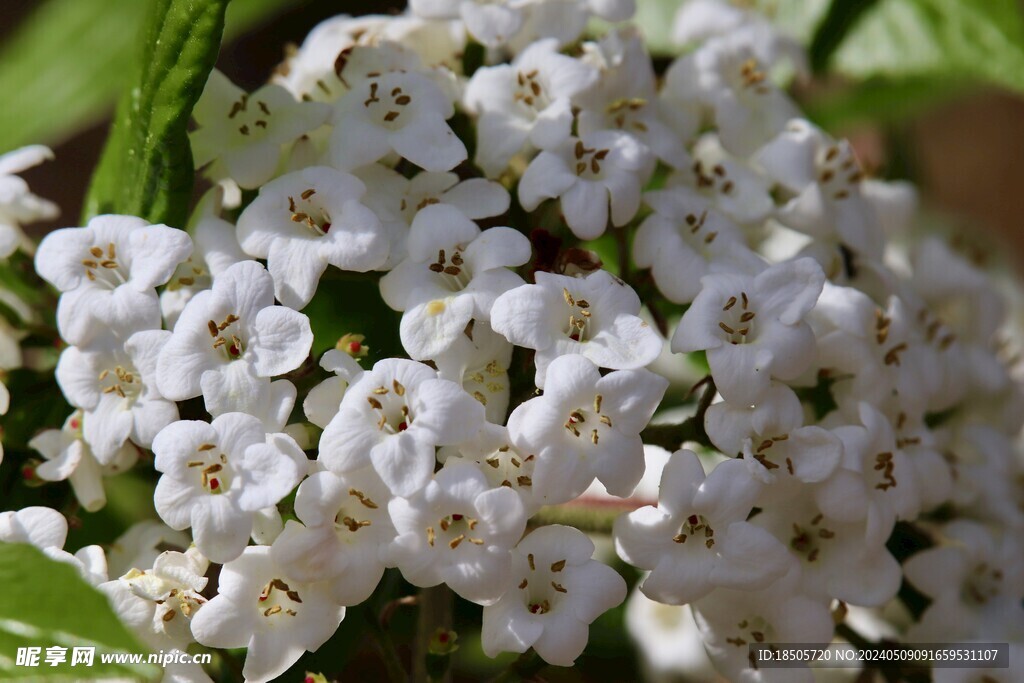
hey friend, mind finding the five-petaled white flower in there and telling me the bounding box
[189,545,346,683]
[237,166,390,309]
[671,257,825,406]
[156,260,312,417]
[35,214,192,345]
[491,269,662,387]
[380,204,530,360]
[191,69,331,189]
[481,524,627,666]
[318,358,485,496]
[153,412,308,563]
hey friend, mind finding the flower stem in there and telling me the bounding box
[413,584,453,683]
[363,606,408,683]
[640,377,716,451]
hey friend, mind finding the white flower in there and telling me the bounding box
[464,39,598,176]
[663,134,775,228]
[328,68,466,172]
[272,467,395,605]
[754,119,885,271]
[380,204,530,360]
[189,545,345,683]
[100,548,209,649]
[751,490,901,607]
[671,0,807,72]
[386,462,526,605]
[237,166,390,308]
[507,355,667,503]
[491,269,662,387]
[56,329,177,463]
[29,411,138,512]
[634,188,763,303]
[614,450,793,605]
[576,28,691,168]
[414,0,528,46]
[0,145,59,257]
[439,422,539,514]
[671,257,825,406]
[812,284,930,417]
[433,322,514,424]
[704,383,843,487]
[191,69,330,189]
[153,413,308,563]
[318,358,485,496]
[105,520,193,579]
[903,520,1024,642]
[155,260,312,417]
[35,214,193,345]
[692,569,834,683]
[0,506,108,585]
[668,38,799,157]
[518,131,653,240]
[303,349,365,430]
[481,524,626,666]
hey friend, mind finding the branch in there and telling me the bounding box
[640,377,716,451]
[363,607,408,683]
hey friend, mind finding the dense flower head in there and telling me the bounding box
[6,0,1024,681]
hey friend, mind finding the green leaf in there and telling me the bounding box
[829,0,1024,93]
[0,543,161,680]
[303,274,404,360]
[808,0,881,73]
[83,0,232,227]
[802,75,967,129]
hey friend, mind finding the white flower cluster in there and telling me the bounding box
[4,0,1022,681]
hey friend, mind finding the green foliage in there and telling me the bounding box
[303,275,404,361]
[83,0,232,227]
[0,543,161,680]
[829,0,1024,92]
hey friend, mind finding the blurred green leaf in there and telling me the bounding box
[808,0,880,73]
[83,0,232,226]
[0,543,161,680]
[0,0,302,155]
[829,0,1024,92]
[303,275,403,361]
[803,75,967,130]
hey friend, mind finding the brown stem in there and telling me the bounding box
[413,585,454,683]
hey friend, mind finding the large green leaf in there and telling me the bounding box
[0,0,300,155]
[829,0,1024,92]
[83,0,233,227]
[0,543,161,680]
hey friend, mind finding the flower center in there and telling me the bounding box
[872,452,897,491]
[333,487,379,536]
[519,552,568,615]
[98,364,140,402]
[81,242,127,289]
[288,188,332,236]
[749,434,793,474]
[719,291,756,344]
[815,143,863,201]
[607,97,649,134]
[681,210,721,252]
[363,78,413,129]
[207,314,244,360]
[789,513,835,563]
[725,615,773,670]
[572,140,609,178]
[961,562,1003,605]
[481,443,535,490]
[563,393,613,446]
[228,94,273,141]
[672,513,716,549]
[186,444,232,494]
[425,513,485,550]
[428,247,471,291]
[513,69,549,112]
[257,578,302,619]
[738,57,769,94]
[691,159,737,197]
[563,288,593,342]
[365,379,412,433]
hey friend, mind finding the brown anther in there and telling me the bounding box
[527,553,535,571]
[723,296,737,311]
[740,311,756,322]
[383,111,400,122]
[719,322,736,334]
[367,396,383,410]
[673,533,687,543]
[449,534,465,549]
[551,581,567,594]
